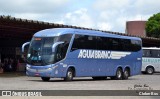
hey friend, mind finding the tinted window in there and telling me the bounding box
[130,40,141,52]
[143,49,151,57]
[55,34,72,62]
[86,36,97,49]
[151,50,160,58]
[71,35,96,51]
[71,35,85,50]
[71,34,141,52]
[143,49,160,58]
[58,34,72,43]
[121,39,131,51]
[111,38,121,51]
[97,37,122,51]
[97,37,109,50]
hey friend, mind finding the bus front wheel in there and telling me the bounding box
[41,77,50,81]
[146,67,154,74]
[64,68,74,81]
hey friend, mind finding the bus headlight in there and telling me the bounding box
[26,64,31,70]
[47,68,52,71]
[26,64,31,68]
[26,67,29,70]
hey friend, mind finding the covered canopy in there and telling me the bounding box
[0,15,160,48]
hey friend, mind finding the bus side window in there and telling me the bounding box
[71,34,97,51]
[130,40,141,52]
[71,35,85,51]
[143,50,151,57]
[158,51,160,57]
[97,36,109,50]
[151,50,160,58]
[55,34,72,62]
[121,39,131,51]
[112,38,120,51]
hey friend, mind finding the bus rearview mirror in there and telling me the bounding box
[52,42,64,53]
[22,42,30,53]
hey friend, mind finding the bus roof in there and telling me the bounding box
[34,28,141,40]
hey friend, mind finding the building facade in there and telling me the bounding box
[126,21,146,37]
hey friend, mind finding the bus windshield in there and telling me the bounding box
[26,34,73,66]
[27,37,58,65]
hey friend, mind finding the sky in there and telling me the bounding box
[0,0,160,33]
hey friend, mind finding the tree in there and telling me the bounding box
[146,13,160,38]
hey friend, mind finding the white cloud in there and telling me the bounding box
[92,0,160,32]
[0,0,159,33]
[0,0,70,13]
[135,0,160,14]
[97,22,112,31]
[93,0,130,11]
[59,8,94,28]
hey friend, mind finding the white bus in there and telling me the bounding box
[142,47,160,74]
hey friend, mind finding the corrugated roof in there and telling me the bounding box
[0,15,160,41]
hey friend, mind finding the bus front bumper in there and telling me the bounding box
[26,64,56,77]
[26,67,53,77]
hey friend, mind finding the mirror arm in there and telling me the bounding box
[22,42,30,53]
[52,42,64,52]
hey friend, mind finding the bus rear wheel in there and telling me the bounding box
[64,68,74,81]
[146,67,154,74]
[115,68,123,80]
[41,77,50,81]
[123,68,129,80]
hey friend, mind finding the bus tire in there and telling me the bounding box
[64,68,74,81]
[123,68,130,80]
[146,67,154,74]
[41,77,50,81]
[115,68,123,80]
